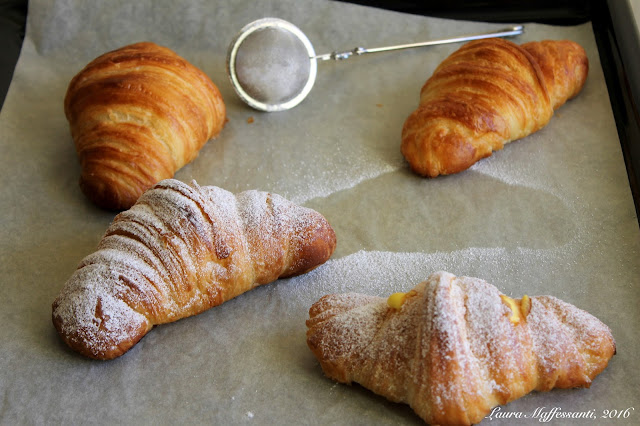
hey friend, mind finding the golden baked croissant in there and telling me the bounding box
[53,179,336,360]
[401,38,588,177]
[64,42,226,210]
[306,271,615,425]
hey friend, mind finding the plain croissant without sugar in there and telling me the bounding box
[401,38,589,177]
[306,271,616,425]
[64,42,227,211]
[52,179,337,360]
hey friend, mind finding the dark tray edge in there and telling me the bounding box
[592,0,640,224]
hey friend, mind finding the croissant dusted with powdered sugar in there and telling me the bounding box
[53,179,336,360]
[306,271,615,425]
[401,38,588,177]
[64,42,226,210]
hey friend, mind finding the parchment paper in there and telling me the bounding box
[1,0,639,424]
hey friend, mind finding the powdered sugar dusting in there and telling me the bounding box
[527,295,615,389]
[53,179,334,358]
[307,271,615,423]
[51,263,150,358]
[316,294,388,362]
[308,272,516,411]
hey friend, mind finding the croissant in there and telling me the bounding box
[401,38,588,177]
[64,42,226,210]
[306,271,615,425]
[53,179,336,360]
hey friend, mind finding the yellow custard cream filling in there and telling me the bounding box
[387,292,407,309]
[387,290,417,309]
[500,294,531,324]
[387,290,532,323]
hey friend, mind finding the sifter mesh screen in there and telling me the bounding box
[234,27,311,104]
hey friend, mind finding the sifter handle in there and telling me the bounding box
[313,25,524,61]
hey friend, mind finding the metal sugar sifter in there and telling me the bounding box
[226,17,524,112]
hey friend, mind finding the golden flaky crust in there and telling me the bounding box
[306,272,615,425]
[64,42,226,210]
[401,38,588,177]
[53,179,336,360]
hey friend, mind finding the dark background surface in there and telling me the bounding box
[1,0,638,221]
[0,0,27,108]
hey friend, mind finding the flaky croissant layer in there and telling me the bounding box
[306,271,615,425]
[53,179,336,360]
[401,38,589,177]
[64,42,227,210]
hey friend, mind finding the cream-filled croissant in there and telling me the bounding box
[401,38,588,177]
[64,42,226,210]
[53,179,336,360]
[306,271,615,425]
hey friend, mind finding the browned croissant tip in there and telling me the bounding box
[52,307,151,361]
[281,220,337,278]
[51,266,154,360]
[79,174,142,212]
[521,39,589,109]
[400,119,489,177]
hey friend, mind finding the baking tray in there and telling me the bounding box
[0,0,638,424]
